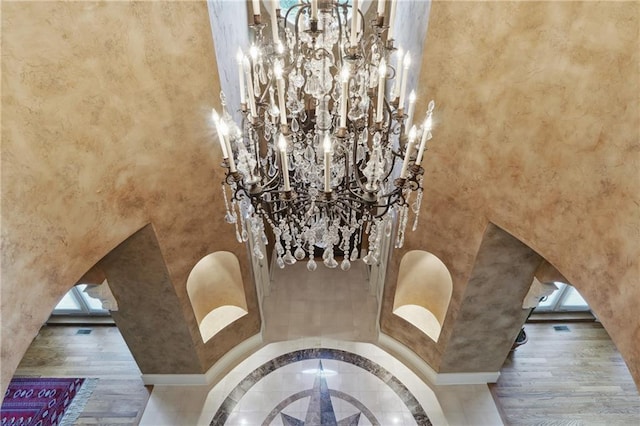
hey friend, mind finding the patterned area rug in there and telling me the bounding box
[1,378,97,426]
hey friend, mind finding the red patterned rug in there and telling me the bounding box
[1,378,96,426]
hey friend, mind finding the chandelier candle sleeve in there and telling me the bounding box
[392,47,403,100]
[350,0,359,47]
[243,57,257,118]
[377,0,385,18]
[406,90,416,131]
[252,0,260,18]
[275,63,287,126]
[339,67,350,129]
[236,50,246,105]
[278,135,290,191]
[270,0,279,43]
[398,53,411,112]
[376,59,386,123]
[388,0,398,40]
[212,109,228,158]
[417,114,432,164]
[324,134,332,192]
[249,45,260,92]
[400,125,417,179]
[219,120,236,173]
[311,0,318,20]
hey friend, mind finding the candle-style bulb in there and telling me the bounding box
[219,120,229,136]
[323,134,332,192]
[249,44,259,61]
[211,108,219,121]
[405,90,417,131]
[341,66,350,83]
[425,114,433,131]
[409,125,417,143]
[274,62,283,78]
[378,59,387,77]
[403,52,411,68]
[324,134,332,152]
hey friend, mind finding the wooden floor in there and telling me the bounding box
[7,322,640,425]
[11,324,150,425]
[491,321,640,426]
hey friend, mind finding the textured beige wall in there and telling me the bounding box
[1,1,260,393]
[382,1,639,385]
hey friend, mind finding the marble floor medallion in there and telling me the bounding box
[210,348,431,426]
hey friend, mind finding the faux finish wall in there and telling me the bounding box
[382,2,640,384]
[381,1,639,385]
[1,1,260,394]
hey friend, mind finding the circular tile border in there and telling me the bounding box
[210,347,432,425]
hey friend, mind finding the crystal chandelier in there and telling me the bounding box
[211,0,435,271]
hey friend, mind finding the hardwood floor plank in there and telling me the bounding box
[10,324,150,425]
[491,322,640,425]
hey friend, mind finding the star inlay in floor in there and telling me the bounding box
[279,361,361,426]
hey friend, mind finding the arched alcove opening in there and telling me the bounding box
[393,250,453,342]
[186,251,248,343]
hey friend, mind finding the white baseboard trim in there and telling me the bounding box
[435,371,500,385]
[141,373,208,386]
[378,332,500,385]
[141,333,264,387]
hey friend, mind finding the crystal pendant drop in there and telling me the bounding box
[225,212,236,224]
[290,117,300,133]
[340,259,351,271]
[384,219,392,237]
[307,258,317,271]
[304,145,315,161]
[241,229,248,242]
[322,247,332,260]
[276,256,285,269]
[362,252,376,265]
[253,246,264,259]
[294,247,306,260]
[283,251,297,265]
[324,256,338,269]
[350,247,359,261]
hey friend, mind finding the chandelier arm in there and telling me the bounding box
[334,3,346,70]
[248,126,263,180]
[377,183,404,202]
[261,171,280,191]
[334,197,363,216]
[370,191,404,219]
[283,2,304,26]
[378,149,402,184]
[357,9,365,44]
[292,4,309,49]
[259,74,277,107]
[232,183,251,202]
[348,128,372,196]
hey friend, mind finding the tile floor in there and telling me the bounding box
[139,338,502,425]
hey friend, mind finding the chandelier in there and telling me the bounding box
[211,0,435,271]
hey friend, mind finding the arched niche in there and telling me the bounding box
[186,251,248,343]
[393,250,453,342]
